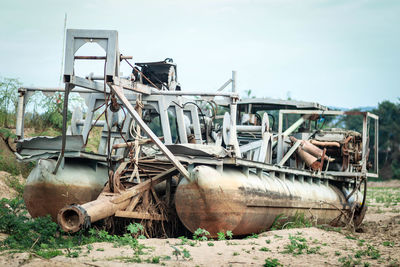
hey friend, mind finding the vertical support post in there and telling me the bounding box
[229,98,241,157]
[277,110,284,163]
[256,168,263,178]
[361,114,368,174]
[232,71,236,92]
[188,105,202,144]
[175,99,188,143]
[159,99,173,145]
[53,83,72,174]
[16,89,27,139]
[242,166,249,177]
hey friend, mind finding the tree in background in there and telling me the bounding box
[0,77,21,128]
[0,76,79,132]
[373,100,400,179]
[338,100,400,179]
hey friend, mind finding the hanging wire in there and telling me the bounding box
[122,57,160,90]
[172,100,208,144]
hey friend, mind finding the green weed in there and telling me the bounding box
[271,212,312,230]
[264,258,282,267]
[0,198,144,258]
[282,234,320,255]
[193,228,210,241]
[382,241,394,247]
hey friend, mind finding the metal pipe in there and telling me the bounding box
[20,86,96,93]
[74,56,132,60]
[310,140,340,148]
[236,125,262,132]
[58,167,177,232]
[76,119,105,127]
[151,90,238,97]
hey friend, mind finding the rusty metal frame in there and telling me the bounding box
[277,109,379,178]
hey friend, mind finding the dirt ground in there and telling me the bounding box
[0,171,24,199]
[0,179,399,267]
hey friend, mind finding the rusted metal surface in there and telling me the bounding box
[23,158,108,221]
[175,166,351,237]
[58,167,177,232]
[310,140,340,148]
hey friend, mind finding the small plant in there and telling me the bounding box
[188,241,197,247]
[264,258,282,267]
[354,244,381,260]
[271,212,312,230]
[127,223,144,235]
[217,231,226,241]
[338,255,361,267]
[382,241,394,247]
[207,242,214,246]
[233,252,240,256]
[35,249,63,259]
[358,239,366,246]
[246,233,259,239]
[260,247,270,252]
[4,175,24,197]
[193,228,210,241]
[182,248,191,259]
[150,256,160,263]
[178,236,189,245]
[282,234,320,255]
[345,235,357,240]
[265,239,271,244]
[217,230,233,240]
[226,231,233,239]
[66,251,80,258]
[171,246,181,260]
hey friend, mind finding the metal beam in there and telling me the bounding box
[110,84,190,180]
[278,140,301,166]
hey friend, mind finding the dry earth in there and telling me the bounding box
[0,178,399,267]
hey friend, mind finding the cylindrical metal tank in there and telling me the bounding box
[175,165,360,237]
[23,158,108,221]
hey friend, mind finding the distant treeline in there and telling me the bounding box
[338,100,400,179]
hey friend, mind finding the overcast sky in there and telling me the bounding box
[0,0,399,108]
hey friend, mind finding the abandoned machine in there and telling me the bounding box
[15,29,379,237]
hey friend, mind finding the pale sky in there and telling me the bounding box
[0,0,399,108]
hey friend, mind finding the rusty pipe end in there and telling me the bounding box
[57,204,91,233]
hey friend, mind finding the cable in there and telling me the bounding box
[123,57,160,90]
[172,101,208,144]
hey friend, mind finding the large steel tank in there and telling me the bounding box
[175,165,360,236]
[23,157,108,221]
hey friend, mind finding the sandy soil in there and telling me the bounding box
[0,181,399,267]
[0,171,23,199]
